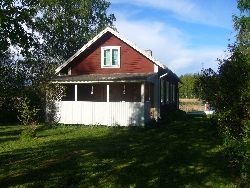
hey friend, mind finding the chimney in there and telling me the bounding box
[145,49,152,56]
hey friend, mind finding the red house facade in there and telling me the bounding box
[52,27,179,126]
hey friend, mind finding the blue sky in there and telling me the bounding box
[109,0,239,75]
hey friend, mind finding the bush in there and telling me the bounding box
[15,97,39,125]
[218,118,250,183]
[162,109,187,123]
[145,118,158,128]
[20,125,38,140]
[222,137,249,184]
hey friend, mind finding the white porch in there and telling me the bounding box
[55,101,150,126]
[51,73,159,126]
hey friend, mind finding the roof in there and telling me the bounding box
[52,73,157,83]
[55,27,167,74]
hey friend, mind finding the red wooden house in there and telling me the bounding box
[52,27,179,126]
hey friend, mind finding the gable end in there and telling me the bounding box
[56,27,166,75]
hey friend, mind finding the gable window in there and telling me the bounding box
[101,46,120,68]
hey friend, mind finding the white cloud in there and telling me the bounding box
[114,14,226,75]
[110,0,234,28]
[111,0,197,16]
[167,48,224,74]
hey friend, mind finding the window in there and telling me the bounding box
[166,81,169,103]
[161,80,164,104]
[101,46,120,68]
[170,83,173,103]
[61,84,75,101]
[172,84,175,102]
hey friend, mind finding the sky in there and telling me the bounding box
[108,0,239,75]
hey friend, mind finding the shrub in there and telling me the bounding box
[145,118,158,128]
[162,109,187,123]
[15,97,40,126]
[20,125,38,140]
[218,116,250,183]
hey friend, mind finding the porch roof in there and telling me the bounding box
[52,73,156,83]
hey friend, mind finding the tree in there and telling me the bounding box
[27,0,116,122]
[179,74,198,99]
[195,0,249,181]
[0,0,116,123]
[196,0,249,133]
[36,0,115,62]
[194,68,219,108]
[0,0,39,58]
[0,52,26,122]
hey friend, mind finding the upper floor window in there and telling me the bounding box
[101,46,120,68]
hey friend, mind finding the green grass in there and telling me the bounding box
[0,118,241,187]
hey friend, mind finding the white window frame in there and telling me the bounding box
[101,46,121,68]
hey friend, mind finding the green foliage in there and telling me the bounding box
[0,0,116,123]
[162,109,187,123]
[179,74,198,98]
[194,68,219,107]
[0,0,39,57]
[20,125,38,140]
[218,119,250,181]
[234,0,250,46]
[195,0,250,181]
[15,97,39,125]
[0,54,26,122]
[37,0,116,61]
[145,117,157,127]
[45,83,66,123]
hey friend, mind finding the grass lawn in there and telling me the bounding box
[0,117,241,187]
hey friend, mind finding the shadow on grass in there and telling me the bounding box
[0,118,239,187]
[0,126,23,143]
[186,111,207,119]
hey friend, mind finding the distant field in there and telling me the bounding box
[179,98,204,112]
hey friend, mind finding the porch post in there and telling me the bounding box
[74,84,77,101]
[141,82,145,103]
[107,84,110,102]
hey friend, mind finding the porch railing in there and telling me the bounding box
[55,101,150,126]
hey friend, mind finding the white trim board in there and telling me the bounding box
[51,80,148,84]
